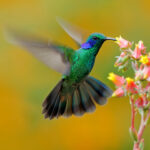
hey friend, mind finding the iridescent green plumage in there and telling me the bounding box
[42,33,115,119]
[5,18,116,120]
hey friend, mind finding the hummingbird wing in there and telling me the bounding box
[4,30,75,75]
[56,17,88,46]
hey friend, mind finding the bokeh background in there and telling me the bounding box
[0,0,150,150]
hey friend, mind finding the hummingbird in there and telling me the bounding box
[5,18,116,120]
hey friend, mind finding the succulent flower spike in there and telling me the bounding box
[109,36,150,149]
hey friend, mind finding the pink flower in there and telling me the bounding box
[135,64,144,80]
[135,97,148,108]
[132,41,146,59]
[120,52,126,57]
[116,36,132,49]
[142,66,150,80]
[108,73,125,87]
[126,78,138,93]
[132,46,142,59]
[135,70,143,81]
[137,41,146,54]
[115,52,128,67]
[135,65,150,81]
[112,87,125,97]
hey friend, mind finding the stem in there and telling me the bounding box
[130,96,135,129]
[133,108,150,150]
[138,110,144,141]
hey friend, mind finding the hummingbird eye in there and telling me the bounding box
[93,36,99,40]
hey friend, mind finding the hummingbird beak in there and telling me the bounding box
[106,37,116,41]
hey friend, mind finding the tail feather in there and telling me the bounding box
[56,99,66,118]
[72,88,84,116]
[84,81,102,104]
[63,95,73,117]
[42,76,112,120]
[85,76,112,105]
[79,84,96,113]
[49,93,60,120]
[86,76,112,98]
[42,80,63,119]
[84,81,107,105]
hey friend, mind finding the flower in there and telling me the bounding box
[126,77,134,84]
[142,66,150,80]
[135,97,148,108]
[112,87,125,97]
[132,46,142,59]
[126,77,138,93]
[132,41,146,59]
[135,65,150,81]
[135,70,144,81]
[115,52,128,67]
[108,73,125,86]
[109,37,150,149]
[137,41,146,54]
[140,55,150,65]
[116,36,132,49]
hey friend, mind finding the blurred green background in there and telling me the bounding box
[0,0,150,150]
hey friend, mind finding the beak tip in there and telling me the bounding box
[106,37,116,41]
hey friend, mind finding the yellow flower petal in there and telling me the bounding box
[126,77,134,84]
[140,55,149,64]
[108,72,115,81]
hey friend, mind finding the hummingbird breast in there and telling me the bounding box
[67,49,95,84]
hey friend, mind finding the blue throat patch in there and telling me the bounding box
[81,39,97,49]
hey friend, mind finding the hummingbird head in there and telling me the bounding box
[81,33,116,50]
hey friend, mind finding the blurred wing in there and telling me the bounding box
[56,17,88,46]
[4,30,75,75]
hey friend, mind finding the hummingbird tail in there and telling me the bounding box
[42,76,112,120]
[42,79,64,119]
[84,76,112,105]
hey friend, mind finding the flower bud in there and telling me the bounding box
[116,36,132,49]
[135,70,144,81]
[142,66,150,80]
[137,41,146,54]
[132,41,146,59]
[126,78,138,94]
[112,87,125,97]
[108,73,125,86]
[132,46,142,59]
[115,52,129,67]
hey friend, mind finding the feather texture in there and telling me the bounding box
[42,76,112,119]
[85,76,112,105]
[4,29,74,75]
[56,17,88,46]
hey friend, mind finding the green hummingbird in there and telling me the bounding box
[5,18,116,120]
